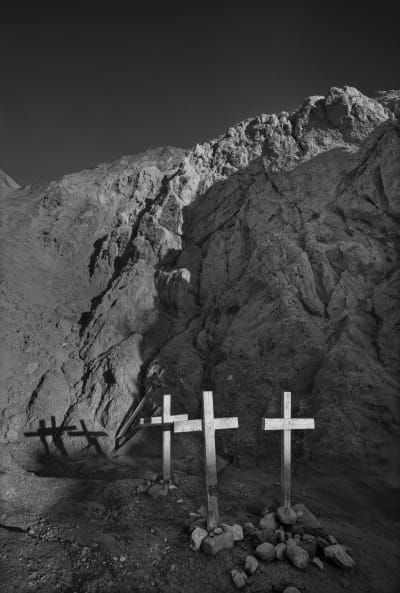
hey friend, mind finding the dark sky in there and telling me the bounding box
[1,1,399,185]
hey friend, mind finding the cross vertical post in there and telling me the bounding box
[203,390,219,530]
[140,394,188,481]
[282,391,291,509]
[174,391,239,531]
[162,394,172,482]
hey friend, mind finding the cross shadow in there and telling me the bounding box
[24,416,76,458]
[68,420,107,457]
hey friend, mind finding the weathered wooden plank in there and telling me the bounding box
[214,417,239,430]
[173,419,202,433]
[282,392,291,509]
[262,418,315,430]
[202,391,219,530]
[140,416,162,426]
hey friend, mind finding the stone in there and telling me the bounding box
[147,483,168,499]
[137,482,149,494]
[231,569,247,589]
[190,527,208,551]
[312,557,324,571]
[259,512,278,531]
[213,527,223,535]
[283,588,301,593]
[299,539,317,558]
[244,555,259,575]
[243,522,256,535]
[324,545,355,569]
[275,542,286,560]
[201,531,234,556]
[292,504,321,533]
[276,528,285,543]
[317,536,330,551]
[221,523,244,541]
[286,539,309,569]
[277,506,297,525]
[302,534,316,543]
[261,527,277,544]
[255,542,275,562]
[328,534,338,544]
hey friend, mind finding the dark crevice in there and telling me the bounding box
[78,171,180,337]
[88,234,108,277]
[26,373,47,418]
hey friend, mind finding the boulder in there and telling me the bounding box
[277,506,297,525]
[244,555,259,575]
[190,527,208,551]
[286,539,309,569]
[201,531,234,555]
[324,544,355,569]
[231,569,247,589]
[255,542,275,562]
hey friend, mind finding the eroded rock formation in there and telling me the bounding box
[0,87,399,493]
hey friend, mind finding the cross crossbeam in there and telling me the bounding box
[262,391,315,509]
[140,394,188,481]
[174,391,239,530]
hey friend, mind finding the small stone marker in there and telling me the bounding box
[262,391,315,509]
[140,394,188,481]
[174,391,239,530]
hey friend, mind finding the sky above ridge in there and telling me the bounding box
[1,0,399,185]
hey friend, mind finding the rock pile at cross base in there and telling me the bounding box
[0,87,399,501]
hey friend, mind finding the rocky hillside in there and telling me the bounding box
[1,87,399,498]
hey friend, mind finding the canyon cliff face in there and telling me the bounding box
[1,87,399,496]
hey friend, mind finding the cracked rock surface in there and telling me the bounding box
[0,87,399,502]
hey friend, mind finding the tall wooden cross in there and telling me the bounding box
[174,391,239,530]
[262,391,315,509]
[140,394,188,481]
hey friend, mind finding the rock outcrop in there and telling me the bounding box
[0,87,399,499]
[0,168,19,196]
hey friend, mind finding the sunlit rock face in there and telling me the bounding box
[1,87,399,491]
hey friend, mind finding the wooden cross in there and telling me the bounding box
[262,391,315,509]
[140,394,188,481]
[68,420,107,456]
[174,391,239,530]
